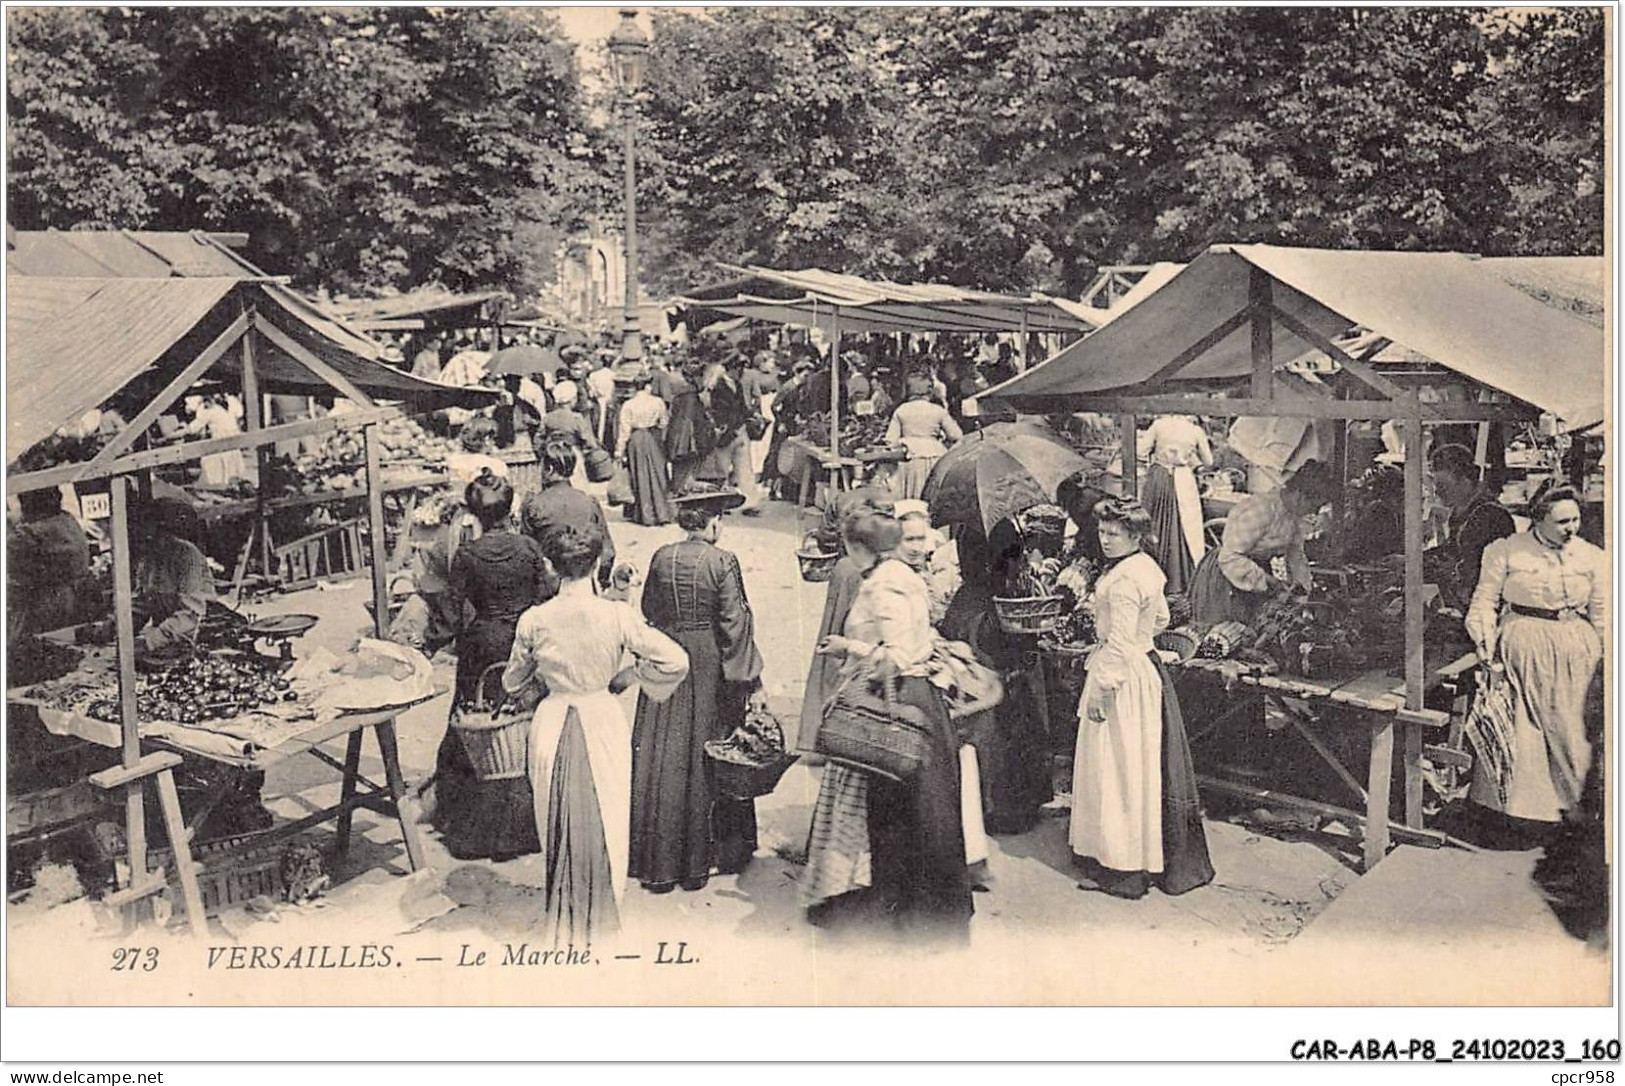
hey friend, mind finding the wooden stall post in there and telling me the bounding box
[364,423,391,639]
[1249,267,1274,400]
[240,315,273,582]
[1118,414,1138,498]
[829,308,842,461]
[109,477,147,909]
[1402,415,1426,711]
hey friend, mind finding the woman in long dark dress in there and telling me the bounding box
[616,375,677,527]
[629,490,767,893]
[803,506,973,940]
[938,514,1053,835]
[665,367,715,496]
[432,470,552,860]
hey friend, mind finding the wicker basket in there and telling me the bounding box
[993,594,1068,635]
[704,744,799,799]
[450,664,530,781]
[1154,627,1201,662]
[797,548,840,583]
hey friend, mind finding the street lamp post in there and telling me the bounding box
[607,10,649,365]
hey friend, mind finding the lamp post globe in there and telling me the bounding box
[608,10,650,364]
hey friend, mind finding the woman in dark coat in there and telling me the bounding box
[431,469,552,860]
[629,490,766,893]
[938,515,1055,835]
[665,366,715,496]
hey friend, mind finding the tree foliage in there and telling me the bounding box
[630,7,1606,296]
[7,7,606,296]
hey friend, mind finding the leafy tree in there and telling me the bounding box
[6,7,606,296]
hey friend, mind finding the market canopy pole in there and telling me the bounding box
[830,306,842,462]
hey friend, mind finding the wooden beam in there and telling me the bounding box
[364,424,391,640]
[1365,721,1395,870]
[88,311,253,468]
[251,313,375,407]
[1268,303,1427,411]
[7,406,405,496]
[1195,775,1447,853]
[829,307,841,460]
[1249,267,1273,399]
[989,393,1537,423]
[110,478,148,915]
[1402,416,1426,710]
[240,312,262,433]
[1145,307,1251,384]
[1118,414,1138,498]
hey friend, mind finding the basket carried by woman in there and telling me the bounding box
[704,704,799,800]
[450,663,532,782]
[992,593,1067,635]
[797,532,840,583]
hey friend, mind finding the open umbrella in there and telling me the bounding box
[921,420,1088,533]
[486,343,561,378]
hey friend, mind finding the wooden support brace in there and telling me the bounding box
[89,751,186,792]
[89,311,254,467]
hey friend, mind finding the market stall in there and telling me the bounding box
[982,243,1607,871]
[6,272,484,931]
[676,264,1098,514]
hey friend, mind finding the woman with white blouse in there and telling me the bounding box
[1070,497,1213,899]
[1137,415,1214,594]
[1465,483,1605,828]
[802,506,972,939]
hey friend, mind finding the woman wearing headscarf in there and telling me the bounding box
[885,373,963,500]
[1137,415,1214,594]
[630,490,766,893]
[1070,497,1213,899]
[1189,461,1340,628]
[502,526,689,944]
[1464,482,1605,837]
[432,470,552,860]
[803,506,973,940]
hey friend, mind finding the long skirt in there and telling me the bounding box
[670,454,704,496]
[529,690,630,945]
[749,395,775,477]
[432,620,540,861]
[802,675,974,936]
[723,434,763,511]
[1471,614,1602,822]
[1143,464,1204,595]
[629,630,757,886]
[896,455,941,501]
[1071,650,1212,894]
[797,558,866,752]
[1188,547,1269,628]
[626,428,676,526]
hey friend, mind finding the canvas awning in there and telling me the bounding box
[326,288,510,330]
[985,244,1607,428]
[7,276,493,463]
[675,264,1095,336]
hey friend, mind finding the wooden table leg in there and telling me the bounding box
[153,769,208,937]
[373,719,426,872]
[333,729,365,869]
[1403,722,1425,830]
[798,458,815,512]
[1364,718,1395,871]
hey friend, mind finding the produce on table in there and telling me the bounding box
[28,652,293,726]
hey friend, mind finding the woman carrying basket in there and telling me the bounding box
[803,505,973,941]
[502,526,689,944]
[432,470,552,861]
[629,489,768,894]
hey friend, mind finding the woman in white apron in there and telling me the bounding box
[1136,415,1213,595]
[502,525,689,945]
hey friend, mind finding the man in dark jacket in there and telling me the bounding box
[520,441,617,591]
